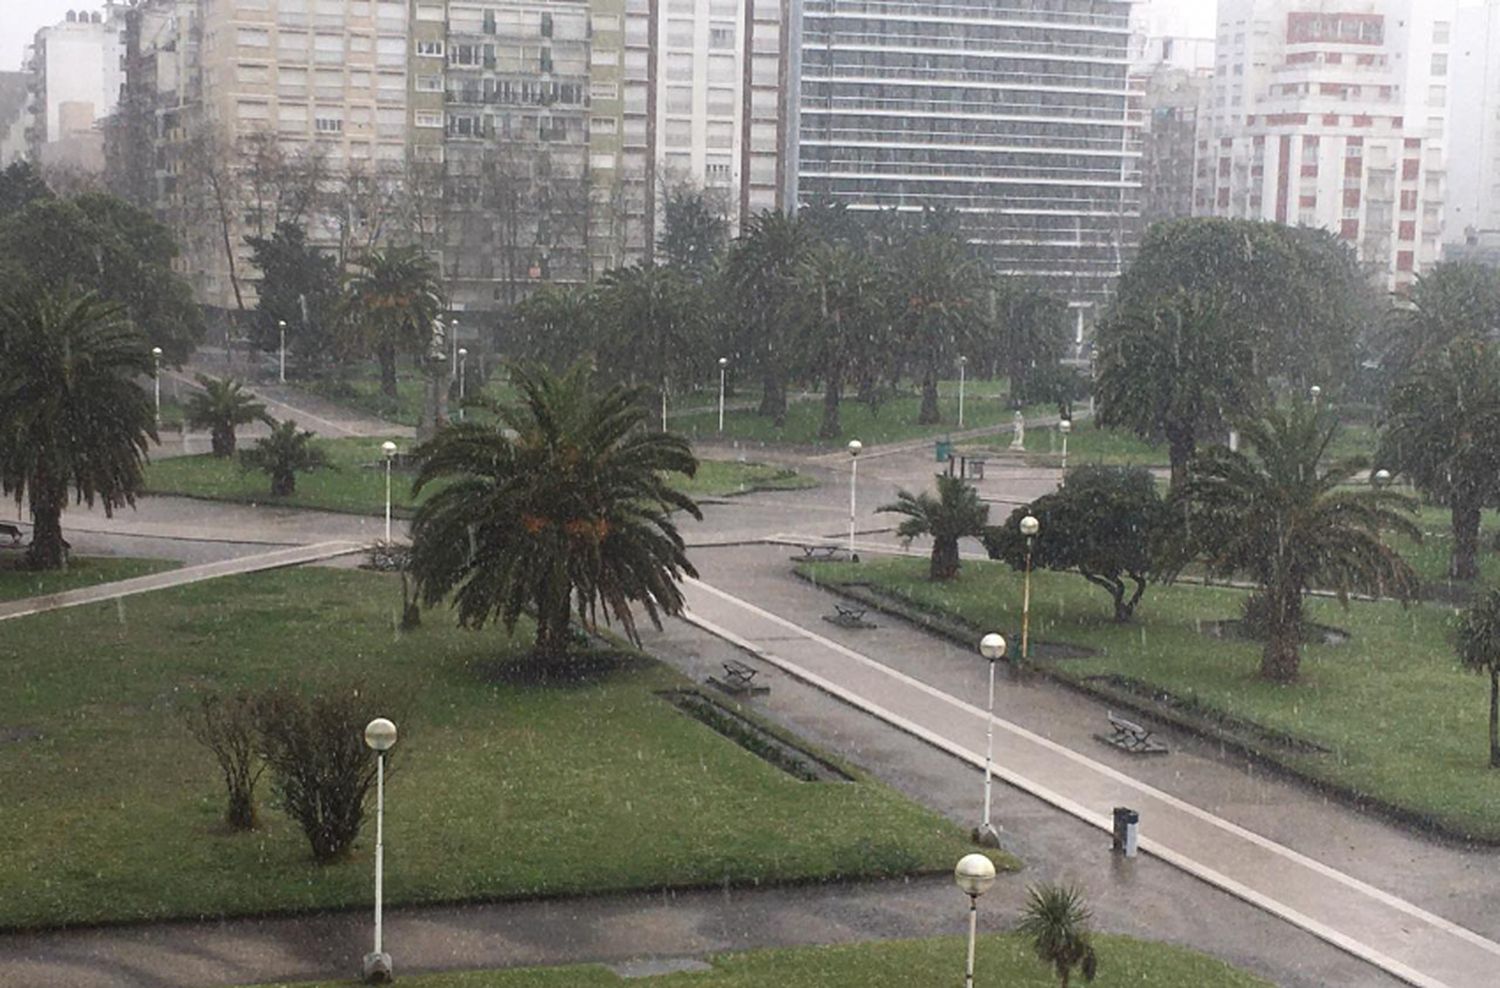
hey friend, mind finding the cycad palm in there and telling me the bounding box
[0,288,155,569]
[185,374,269,457]
[1017,883,1099,988]
[343,246,444,399]
[1177,403,1420,683]
[878,474,989,580]
[240,419,330,496]
[408,362,703,660]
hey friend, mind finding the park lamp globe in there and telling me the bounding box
[979,633,1006,662]
[954,853,996,897]
[382,441,398,459]
[848,439,862,457]
[1374,468,1391,488]
[364,718,398,752]
[1020,515,1040,538]
[1059,418,1072,435]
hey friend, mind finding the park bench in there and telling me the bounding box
[1098,711,1168,755]
[708,658,770,696]
[823,601,876,629]
[0,522,21,546]
[790,544,848,563]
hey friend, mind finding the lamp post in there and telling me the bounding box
[382,441,397,543]
[457,347,468,421]
[1310,384,1322,410]
[1374,468,1391,488]
[955,853,997,988]
[151,347,162,429]
[848,439,862,559]
[278,319,287,384]
[717,356,728,432]
[958,355,968,428]
[450,318,460,381]
[975,633,1006,846]
[362,717,398,984]
[1020,515,1040,659]
[1059,418,1071,478]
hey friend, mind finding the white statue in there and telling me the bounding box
[1009,409,1026,451]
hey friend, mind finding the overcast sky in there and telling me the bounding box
[1,0,1220,73]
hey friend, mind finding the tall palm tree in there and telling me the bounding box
[593,264,707,425]
[510,284,596,373]
[0,288,155,569]
[240,419,330,496]
[1378,262,1500,383]
[878,474,989,580]
[407,362,702,660]
[1457,586,1500,769]
[1176,403,1421,683]
[891,231,977,425]
[796,243,884,439]
[1017,883,1099,988]
[343,246,444,399]
[724,210,816,425]
[185,374,270,457]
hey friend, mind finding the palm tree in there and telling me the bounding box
[724,210,816,425]
[510,284,597,373]
[343,246,444,399]
[1017,883,1099,988]
[1457,587,1500,768]
[593,264,706,424]
[1378,337,1500,581]
[0,288,155,569]
[891,231,977,425]
[796,243,884,439]
[240,419,330,496]
[1176,403,1421,683]
[407,362,702,660]
[1378,262,1500,382]
[878,474,989,580]
[185,375,270,457]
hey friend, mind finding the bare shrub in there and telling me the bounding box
[182,690,264,831]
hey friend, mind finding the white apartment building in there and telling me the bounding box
[25,4,128,171]
[1198,0,1456,293]
[1446,0,1500,244]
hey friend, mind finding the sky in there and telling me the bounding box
[0,0,1221,73]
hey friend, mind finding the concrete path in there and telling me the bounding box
[676,573,1500,988]
[0,541,364,622]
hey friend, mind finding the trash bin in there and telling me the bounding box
[1112,807,1139,858]
[936,439,953,462]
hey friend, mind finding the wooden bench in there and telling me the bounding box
[1097,711,1168,755]
[790,544,848,563]
[708,658,770,696]
[0,522,21,546]
[966,457,988,480]
[823,601,876,629]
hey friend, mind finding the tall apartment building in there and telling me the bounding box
[1131,1,1215,225]
[23,4,129,173]
[0,72,28,167]
[1446,0,1500,247]
[1197,0,1456,293]
[794,0,1142,315]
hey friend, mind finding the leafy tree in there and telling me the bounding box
[878,475,989,580]
[657,187,729,280]
[983,465,1167,623]
[408,363,702,660]
[0,192,203,362]
[1378,337,1500,581]
[509,283,597,373]
[890,231,979,424]
[796,243,886,439]
[991,278,1070,407]
[724,210,818,425]
[593,264,707,420]
[1379,262,1500,382]
[1017,883,1099,988]
[342,245,445,399]
[1175,403,1420,683]
[240,419,331,496]
[0,289,155,570]
[1457,586,1500,769]
[185,375,271,457]
[0,161,51,217]
[246,221,342,368]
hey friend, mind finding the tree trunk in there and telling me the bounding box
[930,537,961,580]
[819,376,842,439]
[226,788,257,831]
[1260,585,1303,683]
[271,470,295,496]
[918,370,940,425]
[1451,495,1481,581]
[1490,668,1499,769]
[378,342,398,399]
[533,582,574,659]
[1165,421,1196,490]
[211,424,235,458]
[26,480,68,571]
[759,371,787,426]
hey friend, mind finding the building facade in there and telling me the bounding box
[794,0,1142,314]
[1445,0,1500,246]
[23,4,129,173]
[1197,0,1456,293]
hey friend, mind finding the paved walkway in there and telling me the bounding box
[0,541,363,622]
[676,573,1500,988]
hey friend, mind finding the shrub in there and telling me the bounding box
[182,690,264,830]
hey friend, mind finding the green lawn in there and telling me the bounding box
[246,934,1268,988]
[301,362,519,428]
[142,438,801,516]
[803,557,1500,841]
[0,567,997,930]
[0,555,177,602]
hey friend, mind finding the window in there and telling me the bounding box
[416,74,443,92]
[415,110,443,128]
[315,115,344,133]
[667,52,693,81]
[706,88,734,115]
[415,39,444,57]
[664,118,692,147]
[1432,53,1448,76]
[349,33,371,53]
[709,25,734,49]
[706,120,733,148]
[591,152,616,170]
[483,9,496,33]
[667,20,694,47]
[708,54,735,84]
[592,49,618,67]
[540,48,553,72]
[377,37,405,65]
[591,116,617,135]
[279,30,309,52]
[1429,85,1447,107]
[592,14,619,32]
[238,27,270,47]
[665,86,692,113]
[541,12,553,37]
[1435,21,1451,44]
[590,81,619,100]
[238,63,270,83]
[415,3,443,20]
[237,100,270,121]
[705,156,731,184]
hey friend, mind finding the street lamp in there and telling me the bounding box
[450,318,460,381]
[958,355,968,428]
[848,439,863,560]
[151,347,163,429]
[1310,384,1322,410]
[1020,515,1040,659]
[457,347,468,421]
[717,356,729,433]
[1059,418,1072,477]
[362,717,398,984]
[278,319,287,384]
[382,441,398,543]
[955,853,997,988]
[1374,468,1391,488]
[975,633,1006,846]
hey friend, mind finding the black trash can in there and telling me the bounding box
[1112,807,1139,858]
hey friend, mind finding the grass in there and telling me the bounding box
[142,438,802,516]
[246,933,1270,988]
[0,567,999,930]
[803,556,1500,841]
[0,555,178,602]
[301,361,520,428]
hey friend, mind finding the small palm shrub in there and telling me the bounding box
[240,418,331,496]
